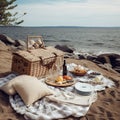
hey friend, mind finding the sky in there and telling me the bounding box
[14,0,120,27]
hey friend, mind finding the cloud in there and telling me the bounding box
[15,0,120,26]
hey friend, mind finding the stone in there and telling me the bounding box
[98,63,118,74]
[114,67,120,73]
[116,58,120,62]
[0,34,15,45]
[78,54,85,59]
[87,55,97,61]
[14,39,26,47]
[55,45,75,53]
[96,53,120,66]
[64,53,79,59]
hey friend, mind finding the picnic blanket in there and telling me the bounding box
[0,63,115,120]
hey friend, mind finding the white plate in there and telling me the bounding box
[75,82,93,96]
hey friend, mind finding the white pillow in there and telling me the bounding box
[0,75,38,95]
[0,81,16,95]
[13,78,54,106]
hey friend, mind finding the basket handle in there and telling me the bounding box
[39,52,57,69]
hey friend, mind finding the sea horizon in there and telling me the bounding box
[1,25,120,28]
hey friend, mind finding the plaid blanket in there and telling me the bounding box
[0,63,115,120]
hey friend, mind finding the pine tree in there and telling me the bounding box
[0,0,26,25]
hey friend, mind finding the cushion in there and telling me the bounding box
[13,78,54,106]
[0,81,16,95]
[0,75,38,95]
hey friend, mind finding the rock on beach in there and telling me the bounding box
[0,34,26,50]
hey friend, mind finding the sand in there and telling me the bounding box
[0,44,120,120]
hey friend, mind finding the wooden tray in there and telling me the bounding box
[45,78,75,87]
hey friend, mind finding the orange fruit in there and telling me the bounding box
[63,75,72,80]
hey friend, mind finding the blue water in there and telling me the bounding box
[0,26,120,54]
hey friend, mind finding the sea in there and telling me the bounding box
[0,26,120,55]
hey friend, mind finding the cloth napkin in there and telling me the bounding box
[46,90,97,106]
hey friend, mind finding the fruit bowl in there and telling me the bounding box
[70,69,87,76]
[69,65,87,76]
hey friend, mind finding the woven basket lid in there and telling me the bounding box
[14,46,64,62]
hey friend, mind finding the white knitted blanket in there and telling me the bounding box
[0,63,115,120]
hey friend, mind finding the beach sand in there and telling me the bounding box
[0,44,120,120]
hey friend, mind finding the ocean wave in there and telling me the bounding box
[93,43,104,46]
[59,39,71,42]
[44,39,57,42]
[108,39,115,42]
[87,39,94,42]
[45,39,71,43]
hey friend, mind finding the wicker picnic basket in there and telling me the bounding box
[11,36,64,78]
